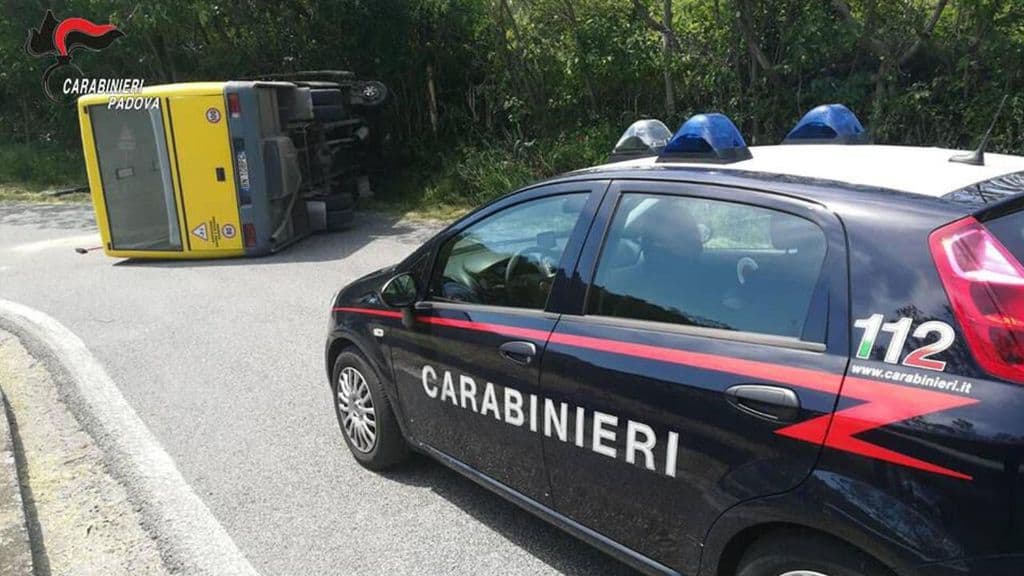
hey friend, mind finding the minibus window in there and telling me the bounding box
[90,106,182,251]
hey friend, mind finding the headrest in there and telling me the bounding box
[606,238,641,269]
[771,214,822,253]
[635,200,703,260]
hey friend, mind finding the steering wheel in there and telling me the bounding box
[506,246,559,286]
[737,256,760,285]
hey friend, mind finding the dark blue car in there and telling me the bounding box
[325,106,1024,576]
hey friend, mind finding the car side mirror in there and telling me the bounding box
[380,273,418,309]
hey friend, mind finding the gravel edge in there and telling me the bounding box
[0,387,32,576]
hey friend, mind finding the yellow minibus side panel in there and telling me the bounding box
[166,94,244,254]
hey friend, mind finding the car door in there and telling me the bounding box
[389,181,608,504]
[538,180,850,574]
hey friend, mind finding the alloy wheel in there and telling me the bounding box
[337,366,377,453]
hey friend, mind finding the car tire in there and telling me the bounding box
[735,529,891,576]
[352,81,388,107]
[331,348,408,470]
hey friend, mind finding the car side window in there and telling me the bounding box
[430,193,589,310]
[588,193,827,340]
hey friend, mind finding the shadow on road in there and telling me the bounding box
[0,202,443,266]
[381,454,640,576]
[112,213,444,267]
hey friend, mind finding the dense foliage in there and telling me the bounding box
[2,1,1023,206]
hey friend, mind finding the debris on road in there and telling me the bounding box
[44,186,90,198]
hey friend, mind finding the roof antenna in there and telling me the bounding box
[950,95,1009,166]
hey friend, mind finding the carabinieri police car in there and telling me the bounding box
[325,105,1024,576]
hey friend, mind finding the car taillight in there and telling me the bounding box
[930,216,1024,383]
[227,93,241,118]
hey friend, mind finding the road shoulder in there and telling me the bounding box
[0,330,168,576]
[0,300,259,576]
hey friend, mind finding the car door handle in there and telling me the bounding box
[499,341,536,365]
[725,384,800,422]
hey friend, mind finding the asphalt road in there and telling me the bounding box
[0,202,638,576]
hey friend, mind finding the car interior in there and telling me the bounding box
[429,191,827,340]
[432,195,588,309]
[591,195,827,339]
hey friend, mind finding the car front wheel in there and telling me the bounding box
[332,348,408,470]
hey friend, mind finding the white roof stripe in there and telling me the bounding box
[599,145,1024,197]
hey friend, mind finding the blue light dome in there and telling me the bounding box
[784,104,868,144]
[660,113,751,163]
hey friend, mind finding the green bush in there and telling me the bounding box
[413,122,621,209]
[4,1,1024,214]
[0,143,85,189]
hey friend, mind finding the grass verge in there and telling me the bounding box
[0,143,89,204]
[371,123,618,219]
[0,184,90,204]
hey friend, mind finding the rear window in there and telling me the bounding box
[987,210,1024,262]
[90,105,182,251]
[946,172,1024,205]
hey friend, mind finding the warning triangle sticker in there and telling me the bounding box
[191,223,208,241]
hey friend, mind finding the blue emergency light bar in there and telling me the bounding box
[784,104,869,144]
[658,113,752,163]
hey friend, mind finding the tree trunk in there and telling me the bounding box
[661,0,676,117]
[145,34,176,83]
[467,85,478,123]
[499,0,542,108]
[870,60,890,128]
[898,0,950,67]
[22,97,31,145]
[750,53,759,144]
[736,0,781,87]
[426,63,439,134]
[561,0,598,113]
[157,34,177,83]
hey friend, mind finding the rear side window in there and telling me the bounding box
[588,193,827,340]
[987,211,1024,262]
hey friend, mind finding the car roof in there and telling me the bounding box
[587,144,1024,199]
